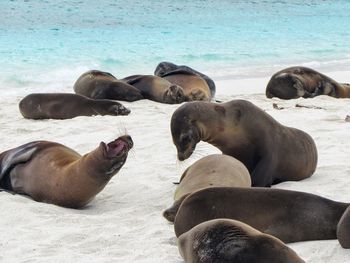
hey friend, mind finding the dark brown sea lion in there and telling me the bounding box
[337,206,350,248]
[0,135,133,208]
[154,61,216,97]
[171,99,318,187]
[121,74,186,104]
[266,66,350,99]
[174,187,350,246]
[19,93,130,119]
[178,218,305,263]
[73,70,143,102]
[163,154,251,222]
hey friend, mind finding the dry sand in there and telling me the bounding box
[0,70,350,262]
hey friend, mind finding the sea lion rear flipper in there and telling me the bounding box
[0,141,41,188]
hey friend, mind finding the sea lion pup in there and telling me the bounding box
[121,74,186,104]
[19,93,130,119]
[174,187,350,245]
[0,135,133,208]
[171,99,318,187]
[154,61,216,98]
[73,70,143,102]
[163,154,251,222]
[266,66,350,99]
[178,218,305,263]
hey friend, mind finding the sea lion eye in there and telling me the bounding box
[181,135,190,144]
[180,134,191,145]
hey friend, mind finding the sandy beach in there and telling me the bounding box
[0,69,350,262]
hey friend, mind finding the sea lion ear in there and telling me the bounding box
[214,105,226,116]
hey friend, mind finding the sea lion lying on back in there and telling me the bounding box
[154,61,216,98]
[121,75,186,104]
[74,70,143,102]
[174,187,350,248]
[171,99,318,187]
[266,66,350,99]
[19,93,130,119]
[163,154,251,222]
[0,135,133,208]
[178,219,305,263]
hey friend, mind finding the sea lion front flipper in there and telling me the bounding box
[250,157,275,187]
[0,141,42,187]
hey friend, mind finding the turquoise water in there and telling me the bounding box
[1,0,350,89]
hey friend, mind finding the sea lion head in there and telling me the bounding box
[171,104,200,160]
[163,84,186,104]
[186,89,207,101]
[107,103,131,116]
[97,135,133,177]
[266,73,304,99]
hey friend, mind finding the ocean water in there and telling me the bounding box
[1,0,350,91]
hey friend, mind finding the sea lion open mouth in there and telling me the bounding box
[102,136,133,158]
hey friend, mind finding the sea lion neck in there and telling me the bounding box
[75,146,114,182]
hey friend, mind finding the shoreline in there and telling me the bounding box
[2,61,350,100]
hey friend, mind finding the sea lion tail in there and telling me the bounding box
[0,141,41,190]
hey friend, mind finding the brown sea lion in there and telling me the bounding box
[19,93,130,119]
[163,154,251,222]
[0,135,133,208]
[73,70,143,102]
[174,187,350,247]
[178,218,305,263]
[162,73,212,102]
[154,61,216,97]
[121,74,186,104]
[171,99,318,187]
[266,66,350,99]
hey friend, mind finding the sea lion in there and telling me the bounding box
[154,61,216,97]
[161,73,212,102]
[73,70,143,102]
[266,66,350,99]
[0,135,133,208]
[171,99,318,187]
[337,206,350,248]
[163,154,251,222]
[121,74,186,104]
[19,93,130,119]
[178,218,305,263]
[174,187,350,246]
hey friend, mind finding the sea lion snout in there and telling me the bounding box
[109,104,131,116]
[103,135,133,158]
[118,105,131,115]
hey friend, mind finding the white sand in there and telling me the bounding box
[0,69,350,262]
